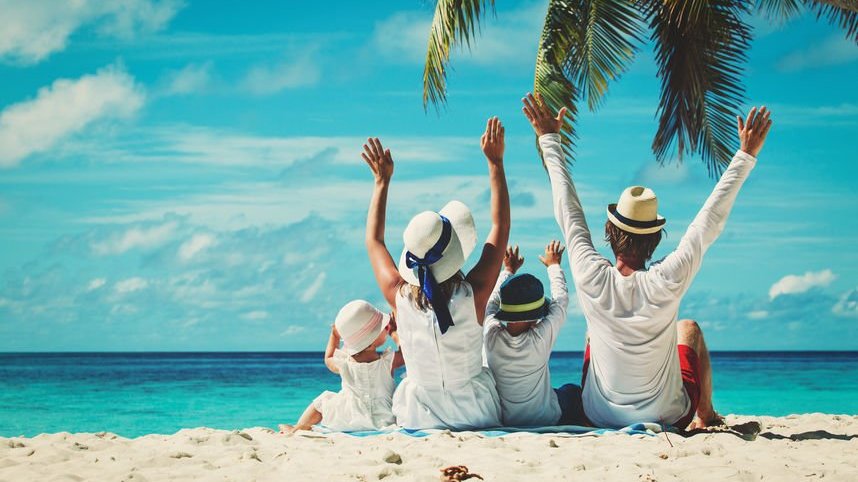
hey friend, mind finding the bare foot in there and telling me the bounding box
[278,424,294,434]
[687,413,726,430]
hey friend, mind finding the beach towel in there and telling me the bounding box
[309,423,664,438]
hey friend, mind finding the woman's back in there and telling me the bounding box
[392,281,501,429]
[395,282,484,388]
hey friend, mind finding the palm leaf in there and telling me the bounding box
[755,0,804,20]
[648,0,752,177]
[423,0,495,110]
[755,0,858,40]
[533,0,583,165]
[805,0,858,41]
[565,0,645,111]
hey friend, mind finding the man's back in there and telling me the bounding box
[575,264,690,428]
[540,133,758,428]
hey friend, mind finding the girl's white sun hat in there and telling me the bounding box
[398,200,477,286]
[334,300,390,355]
[606,186,667,235]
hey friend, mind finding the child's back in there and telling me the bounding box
[314,348,396,431]
[280,300,402,434]
[484,243,570,427]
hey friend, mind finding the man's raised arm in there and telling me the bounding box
[655,106,773,285]
[522,93,608,278]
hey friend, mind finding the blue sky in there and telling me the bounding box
[0,0,856,351]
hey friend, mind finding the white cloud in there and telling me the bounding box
[160,62,212,96]
[832,288,858,318]
[0,0,182,65]
[0,63,145,168]
[300,272,326,303]
[92,221,177,255]
[371,3,543,68]
[114,277,149,294]
[86,278,107,291]
[769,269,837,300]
[241,55,320,95]
[747,310,769,320]
[242,310,270,321]
[778,35,858,72]
[371,12,432,64]
[178,233,216,261]
[57,124,478,168]
[280,325,306,336]
[634,161,691,185]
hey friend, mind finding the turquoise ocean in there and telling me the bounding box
[1,352,856,437]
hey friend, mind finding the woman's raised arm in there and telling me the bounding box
[362,138,404,307]
[466,117,511,321]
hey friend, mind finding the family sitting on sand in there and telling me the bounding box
[280,94,773,434]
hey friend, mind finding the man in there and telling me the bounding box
[521,92,772,430]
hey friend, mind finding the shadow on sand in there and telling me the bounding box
[682,421,856,442]
[759,430,858,441]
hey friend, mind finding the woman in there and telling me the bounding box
[361,117,510,430]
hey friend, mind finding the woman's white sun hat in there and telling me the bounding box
[398,200,477,286]
[334,300,390,355]
[607,186,667,235]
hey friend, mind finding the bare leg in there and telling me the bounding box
[279,402,323,434]
[676,319,722,429]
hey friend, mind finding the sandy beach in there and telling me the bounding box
[1,414,856,481]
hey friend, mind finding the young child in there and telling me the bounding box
[484,241,584,427]
[279,300,404,434]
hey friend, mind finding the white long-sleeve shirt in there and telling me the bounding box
[540,133,756,428]
[484,264,569,427]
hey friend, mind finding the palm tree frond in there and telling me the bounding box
[804,0,858,41]
[423,0,495,110]
[648,0,751,177]
[755,0,804,20]
[565,0,645,111]
[534,0,582,165]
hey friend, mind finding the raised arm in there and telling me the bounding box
[485,245,523,318]
[654,107,773,285]
[539,240,569,309]
[362,138,404,307]
[323,326,341,374]
[466,117,511,319]
[522,93,608,278]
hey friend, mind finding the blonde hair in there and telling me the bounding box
[401,271,465,311]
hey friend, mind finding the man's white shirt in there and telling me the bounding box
[484,264,569,427]
[540,133,757,428]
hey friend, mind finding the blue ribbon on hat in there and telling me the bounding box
[405,214,455,334]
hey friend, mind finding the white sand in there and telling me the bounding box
[1,414,856,481]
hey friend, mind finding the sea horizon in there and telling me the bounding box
[3,351,857,438]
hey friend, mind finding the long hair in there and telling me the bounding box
[401,271,465,311]
[604,220,665,264]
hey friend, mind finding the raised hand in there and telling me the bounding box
[361,137,394,184]
[503,245,524,274]
[522,92,567,137]
[480,116,505,166]
[737,106,773,158]
[538,240,565,267]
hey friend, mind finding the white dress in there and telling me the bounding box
[392,281,502,430]
[312,349,396,431]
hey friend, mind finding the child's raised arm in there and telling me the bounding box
[486,245,523,318]
[389,314,406,374]
[323,326,341,374]
[539,240,569,308]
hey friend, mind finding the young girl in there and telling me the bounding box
[360,117,510,430]
[279,300,404,433]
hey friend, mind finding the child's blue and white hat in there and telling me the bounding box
[495,274,549,322]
